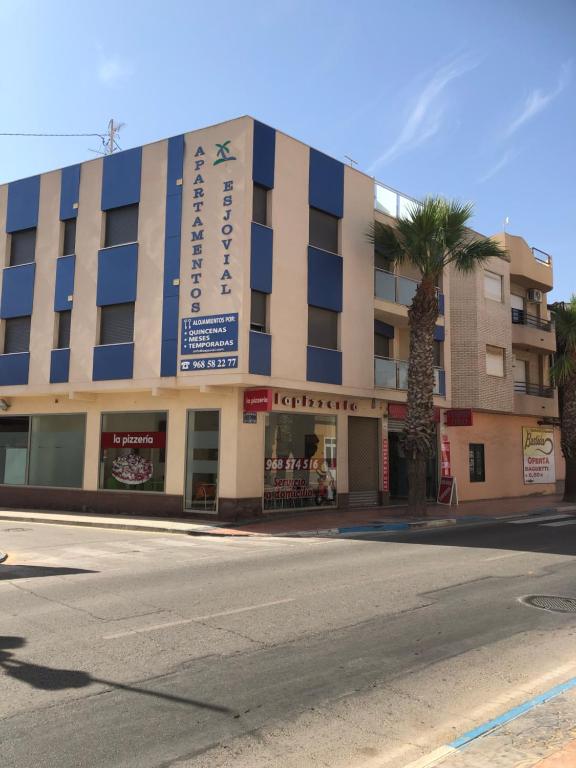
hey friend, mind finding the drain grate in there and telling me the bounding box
[522,595,576,613]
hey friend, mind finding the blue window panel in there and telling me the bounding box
[309,149,344,218]
[374,320,395,338]
[161,295,179,341]
[438,292,445,316]
[93,342,134,381]
[6,176,40,232]
[60,164,81,220]
[163,237,181,296]
[54,255,76,311]
[437,369,446,397]
[252,121,276,189]
[97,243,138,306]
[249,331,271,376]
[165,193,182,239]
[0,352,29,385]
[0,263,35,319]
[250,223,273,293]
[307,346,342,385]
[101,147,142,211]
[50,348,70,384]
[160,339,178,377]
[308,246,343,312]
[434,325,445,342]
[167,134,185,187]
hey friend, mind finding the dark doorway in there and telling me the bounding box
[388,431,438,501]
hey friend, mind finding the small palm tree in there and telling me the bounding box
[370,196,506,515]
[550,297,576,502]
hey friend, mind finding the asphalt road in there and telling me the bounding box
[2,515,576,768]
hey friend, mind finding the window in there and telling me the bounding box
[62,219,76,256]
[374,333,390,358]
[56,310,71,349]
[0,414,85,488]
[185,410,220,512]
[484,271,503,302]
[264,413,337,510]
[250,290,268,333]
[486,345,505,377]
[433,340,442,367]
[469,444,485,483]
[104,204,139,248]
[100,411,167,492]
[375,250,393,272]
[4,316,31,354]
[99,303,134,345]
[309,208,338,253]
[308,306,338,350]
[252,184,268,226]
[10,228,36,266]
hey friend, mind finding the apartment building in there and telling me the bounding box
[0,116,564,519]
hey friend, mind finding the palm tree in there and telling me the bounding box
[550,297,576,502]
[370,196,507,515]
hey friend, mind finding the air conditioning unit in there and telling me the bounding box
[527,289,543,303]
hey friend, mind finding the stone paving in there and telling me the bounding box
[429,689,576,768]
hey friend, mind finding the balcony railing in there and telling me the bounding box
[514,382,554,398]
[374,356,445,396]
[531,247,552,266]
[375,268,445,314]
[511,308,552,332]
[374,181,422,220]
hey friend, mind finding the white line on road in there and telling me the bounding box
[508,514,572,525]
[543,519,576,527]
[103,598,296,640]
[484,551,530,562]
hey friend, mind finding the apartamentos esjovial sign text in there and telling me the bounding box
[180,133,242,373]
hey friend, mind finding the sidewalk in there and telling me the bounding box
[0,494,573,538]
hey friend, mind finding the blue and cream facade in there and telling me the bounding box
[0,116,561,517]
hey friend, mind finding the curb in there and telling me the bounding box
[0,512,214,537]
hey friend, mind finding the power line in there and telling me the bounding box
[0,131,105,138]
[0,119,125,155]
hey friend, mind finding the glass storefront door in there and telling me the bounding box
[185,410,220,513]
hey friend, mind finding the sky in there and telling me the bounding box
[0,0,574,299]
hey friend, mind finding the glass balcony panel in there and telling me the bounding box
[374,357,397,389]
[375,269,396,302]
[397,276,418,306]
[397,360,408,390]
[398,195,421,221]
[375,184,398,217]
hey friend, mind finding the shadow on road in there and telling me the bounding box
[0,636,234,714]
[0,565,98,581]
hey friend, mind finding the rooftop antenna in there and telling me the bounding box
[344,155,358,168]
[89,119,125,156]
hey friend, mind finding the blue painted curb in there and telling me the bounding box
[449,675,576,749]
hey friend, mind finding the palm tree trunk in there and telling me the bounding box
[561,378,576,502]
[563,456,576,502]
[403,276,439,516]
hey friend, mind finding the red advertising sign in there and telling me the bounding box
[388,403,441,422]
[244,388,273,412]
[437,476,457,505]
[101,432,166,449]
[440,434,451,477]
[445,409,473,427]
[382,437,389,492]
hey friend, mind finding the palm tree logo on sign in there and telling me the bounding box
[213,141,236,165]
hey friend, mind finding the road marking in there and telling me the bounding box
[508,514,572,525]
[543,519,576,527]
[484,551,529,562]
[103,598,295,640]
[400,746,458,768]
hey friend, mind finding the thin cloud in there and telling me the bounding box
[504,61,571,137]
[478,149,519,183]
[98,55,134,86]
[367,55,480,173]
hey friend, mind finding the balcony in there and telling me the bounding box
[511,309,556,352]
[374,356,446,396]
[374,181,421,220]
[374,269,445,324]
[514,382,558,418]
[503,233,553,291]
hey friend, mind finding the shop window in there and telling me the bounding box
[99,411,167,492]
[28,415,85,488]
[486,345,505,377]
[264,412,337,511]
[252,184,268,226]
[308,306,338,350]
[250,290,268,333]
[4,316,31,354]
[105,204,139,248]
[99,302,134,345]
[469,443,485,482]
[57,310,71,349]
[62,219,76,256]
[10,228,36,266]
[374,333,390,358]
[0,416,29,484]
[484,271,503,302]
[185,410,220,512]
[309,208,339,254]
